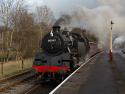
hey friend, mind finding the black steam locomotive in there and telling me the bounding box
[32,26,90,81]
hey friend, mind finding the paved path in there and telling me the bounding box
[54,52,125,94]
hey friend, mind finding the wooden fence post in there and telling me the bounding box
[22,60,24,70]
[1,62,3,75]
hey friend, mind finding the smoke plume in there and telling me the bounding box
[55,0,125,50]
[54,14,71,26]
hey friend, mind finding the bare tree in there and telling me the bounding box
[0,0,24,62]
[35,5,55,37]
[36,5,55,26]
[11,8,41,62]
[0,1,55,63]
[0,0,14,54]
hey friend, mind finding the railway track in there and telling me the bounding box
[23,84,41,94]
[0,69,36,94]
[23,81,58,94]
[49,52,102,94]
[23,52,102,94]
[0,69,58,94]
[0,46,100,94]
[0,68,32,83]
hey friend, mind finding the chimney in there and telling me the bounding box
[53,26,61,32]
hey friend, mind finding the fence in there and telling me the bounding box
[0,58,33,77]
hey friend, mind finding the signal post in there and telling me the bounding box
[109,20,114,62]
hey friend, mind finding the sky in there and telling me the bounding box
[26,0,125,19]
[44,0,98,15]
[26,0,98,17]
[26,0,125,50]
[0,0,125,49]
[25,0,125,50]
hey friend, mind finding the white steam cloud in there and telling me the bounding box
[58,0,125,50]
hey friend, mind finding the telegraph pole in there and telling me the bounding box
[109,20,114,61]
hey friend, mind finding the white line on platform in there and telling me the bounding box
[49,52,102,94]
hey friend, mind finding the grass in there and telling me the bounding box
[0,58,33,78]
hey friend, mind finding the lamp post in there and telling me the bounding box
[109,20,114,61]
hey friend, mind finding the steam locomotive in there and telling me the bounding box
[32,26,90,81]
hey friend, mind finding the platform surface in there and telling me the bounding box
[54,52,125,94]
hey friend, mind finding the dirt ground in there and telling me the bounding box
[0,58,33,77]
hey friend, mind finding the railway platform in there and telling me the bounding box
[50,52,125,94]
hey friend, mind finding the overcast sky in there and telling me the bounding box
[26,0,98,17]
[26,0,125,17]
